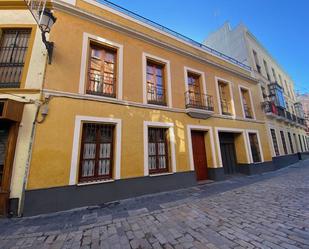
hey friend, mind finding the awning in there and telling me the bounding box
[0,99,24,122]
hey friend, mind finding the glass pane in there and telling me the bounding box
[83,143,96,159]
[156,67,163,76]
[98,159,110,175]
[82,160,95,177]
[147,65,153,74]
[148,143,156,156]
[91,49,101,59]
[100,143,111,158]
[104,62,114,73]
[149,157,156,170]
[105,52,115,63]
[84,125,96,142]
[158,142,165,155]
[156,76,163,87]
[158,156,166,169]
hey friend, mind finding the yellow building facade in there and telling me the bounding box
[1,0,308,216]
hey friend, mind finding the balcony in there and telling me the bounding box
[277,106,286,120]
[297,117,306,127]
[185,91,214,119]
[285,111,292,122]
[147,83,166,106]
[262,101,278,117]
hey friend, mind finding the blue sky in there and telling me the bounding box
[106,0,309,93]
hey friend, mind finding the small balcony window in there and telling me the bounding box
[185,72,213,111]
[240,88,254,119]
[87,43,117,98]
[0,29,31,88]
[146,60,166,106]
[218,81,233,116]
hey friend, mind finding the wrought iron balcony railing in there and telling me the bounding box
[286,111,292,121]
[87,72,116,98]
[262,101,278,115]
[185,91,214,111]
[297,117,306,126]
[147,83,166,106]
[277,106,286,119]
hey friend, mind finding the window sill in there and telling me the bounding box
[77,179,115,186]
[149,172,174,177]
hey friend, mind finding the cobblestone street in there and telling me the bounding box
[0,160,309,249]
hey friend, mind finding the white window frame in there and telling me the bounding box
[142,52,172,108]
[186,125,217,170]
[245,130,264,163]
[143,121,176,176]
[215,76,236,118]
[69,115,122,185]
[79,32,124,100]
[238,85,256,120]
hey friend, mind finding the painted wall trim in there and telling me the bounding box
[238,84,256,120]
[73,0,251,72]
[69,115,122,185]
[186,125,217,171]
[43,89,267,124]
[52,0,259,83]
[143,121,176,176]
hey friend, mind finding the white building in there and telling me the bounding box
[204,22,308,157]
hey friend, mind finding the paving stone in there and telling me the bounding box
[1,160,309,249]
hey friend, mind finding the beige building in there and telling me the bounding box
[0,2,48,216]
[297,93,309,136]
[204,22,308,156]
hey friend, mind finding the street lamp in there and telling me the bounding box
[39,9,57,64]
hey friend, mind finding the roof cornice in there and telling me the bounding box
[52,0,258,83]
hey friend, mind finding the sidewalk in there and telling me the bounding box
[0,159,308,249]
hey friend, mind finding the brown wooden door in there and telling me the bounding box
[191,131,208,181]
[0,121,19,216]
[0,123,10,216]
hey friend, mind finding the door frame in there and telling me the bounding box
[0,121,20,216]
[187,125,217,171]
[214,127,250,168]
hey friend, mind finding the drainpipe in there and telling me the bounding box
[19,103,40,217]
